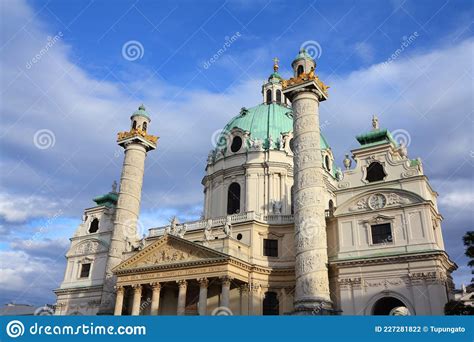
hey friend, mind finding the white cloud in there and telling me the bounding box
[0,193,60,222]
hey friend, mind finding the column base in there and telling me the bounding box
[291,299,340,315]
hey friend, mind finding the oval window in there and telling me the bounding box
[230,136,242,152]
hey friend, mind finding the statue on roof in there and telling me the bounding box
[372,115,380,130]
[223,216,232,237]
[111,180,118,193]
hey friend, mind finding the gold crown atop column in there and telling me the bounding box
[117,128,158,145]
[281,68,329,96]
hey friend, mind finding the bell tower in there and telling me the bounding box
[282,48,333,315]
[98,104,158,314]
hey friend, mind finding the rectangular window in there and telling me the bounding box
[371,223,392,244]
[80,263,91,278]
[263,239,278,257]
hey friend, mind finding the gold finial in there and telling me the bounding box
[273,57,279,72]
[372,114,379,130]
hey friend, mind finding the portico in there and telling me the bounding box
[112,235,270,315]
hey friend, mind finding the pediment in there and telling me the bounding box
[114,235,229,272]
[335,189,425,215]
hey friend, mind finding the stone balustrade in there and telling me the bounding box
[148,211,294,237]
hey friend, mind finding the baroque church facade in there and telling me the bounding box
[54,49,456,316]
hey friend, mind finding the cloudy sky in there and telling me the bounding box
[0,0,472,306]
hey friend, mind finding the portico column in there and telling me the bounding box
[239,284,249,315]
[113,285,124,316]
[198,278,209,315]
[131,284,142,316]
[177,280,187,316]
[220,276,232,309]
[249,283,260,315]
[150,282,161,315]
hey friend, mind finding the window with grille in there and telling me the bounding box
[263,239,278,257]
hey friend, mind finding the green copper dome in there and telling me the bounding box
[131,104,150,119]
[292,48,315,66]
[218,103,330,151]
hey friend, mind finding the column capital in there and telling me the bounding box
[132,284,142,292]
[150,282,161,291]
[249,282,261,293]
[239,284,249,294]
[197,277,209,288]
[114,285,124,294]
[177,279,187,288]
[220,276,232,286]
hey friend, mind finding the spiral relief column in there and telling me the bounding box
[98,105,158,314]
[282,48,333,315]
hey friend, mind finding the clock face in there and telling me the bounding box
[369,194,386,210]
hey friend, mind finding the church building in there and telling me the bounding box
[54,48,456,316]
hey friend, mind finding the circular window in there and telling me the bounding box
[230,136,242,153]
[237,233,243,240]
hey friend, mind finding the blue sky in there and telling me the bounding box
[0,0,472,306]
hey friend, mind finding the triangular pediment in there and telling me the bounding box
[114,235,230,273]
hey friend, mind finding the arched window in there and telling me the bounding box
[142,121,147,132]
[89,218,99,233]
[132,121,137,130]
[276,90,282,104]
[372,297,408,315]
[325,155,331,171]
[366,162,387,183]
[263,291,279,315]
[297,65,304,76]
[230,136,242,153]
[227,183,241,215]
[266,89,272,104]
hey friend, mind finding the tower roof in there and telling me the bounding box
[291,48,315,67]
[218,103,330,150]
[131,104,150,120]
